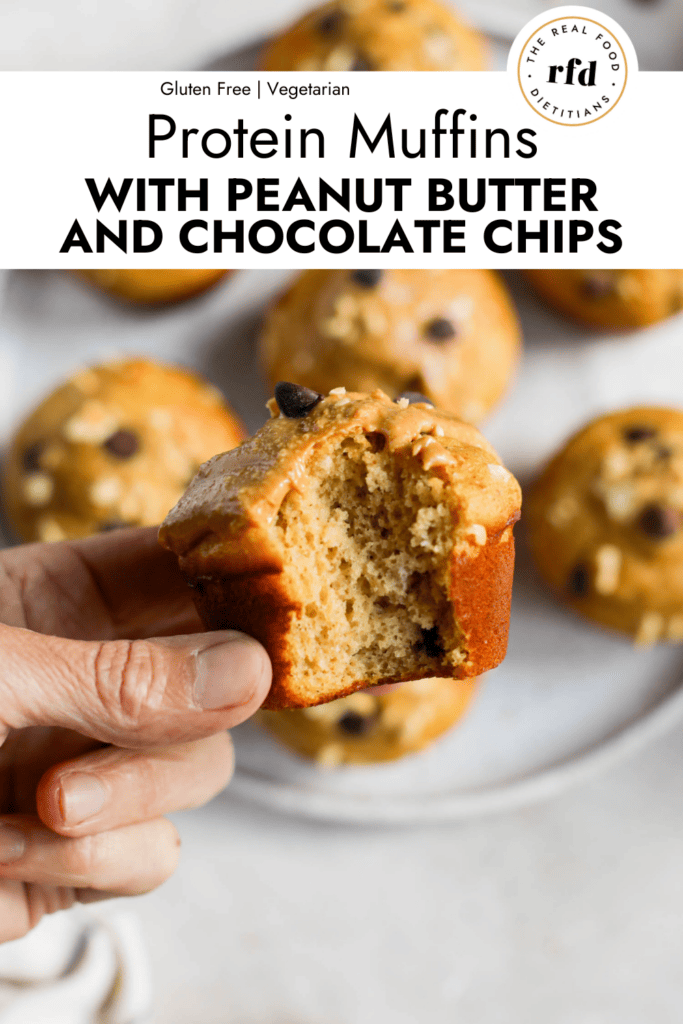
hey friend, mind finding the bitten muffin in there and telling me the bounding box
[4,358,245,542]
[260,676,479,766]
[526,407,683,645]
[260,269,521,424]
[260,0,487,72]
[524,270,683,330]
[160,385,521,709]
[74,269,230,304]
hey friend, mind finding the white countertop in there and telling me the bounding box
[4,3,683,1021]
[144,731,683,1024]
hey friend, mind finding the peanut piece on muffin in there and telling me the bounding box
[160,386,520,709]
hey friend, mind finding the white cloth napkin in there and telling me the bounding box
[0,907,153,1024]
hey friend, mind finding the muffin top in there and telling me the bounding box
[4,357,245,541]
[159,386,521,575]
[260,269,520,423]
[260,0,487,72]
[526,406,683,644]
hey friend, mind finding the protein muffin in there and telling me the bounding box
[260,676,480,765]
[524,270,683,330]
[260,0,487,72]
[260,269,521,424]
[526,406,683,645]
[74,269,231,305]
[160,385,521,709]
[4,357,245,542]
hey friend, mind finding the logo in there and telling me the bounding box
[514,7,630,126]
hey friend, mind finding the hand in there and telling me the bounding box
[0,527,271,943]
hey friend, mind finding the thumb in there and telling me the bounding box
[0,624,272,747]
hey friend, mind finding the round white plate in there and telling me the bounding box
[230,273,683,824]
[3,268,683,823]
[230,576,683,823]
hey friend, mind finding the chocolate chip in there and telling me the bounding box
[22,441,44,473]
[103,429,140,459]
[396,391,434,407]
[187,577,208,595]
[351,55,375,71]
[337,710,376,736]
[581,272,614,299]
[637,504,682,539]
[351,269,382,289]
[655,445,673,461]
[623,425,657,444]
[99,519,131,532]
[387,0,407,9]
[365,432,386,452]
[274,382,323,419]
[417,625,445,659]
[568,563,590,596]
[317,9,344,33]
[424,318,457,343]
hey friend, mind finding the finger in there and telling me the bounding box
[0,880,77,943]
[0,727,101,814]
[0,527,201,641]
[76,888,124,905]
[0,815,180,896]
[36,732,234,836]
[70,527,203,638]
[0,624,271,747]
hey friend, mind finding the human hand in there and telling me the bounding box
[0,526,271,942]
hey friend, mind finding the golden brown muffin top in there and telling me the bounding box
[260,269,521,423]
[160,387,520,574]
[526,406,683,644]
[4,357,245,541]
[260,0,487,72]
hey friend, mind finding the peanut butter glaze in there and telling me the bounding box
[159,389,521,575]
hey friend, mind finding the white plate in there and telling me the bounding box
[3,268,683,824]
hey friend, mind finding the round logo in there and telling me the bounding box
[517,16,628,126]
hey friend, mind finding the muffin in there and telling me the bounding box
[74,269,230,304]
[526,407,683,645]
[160,385,521,709]
[4,358,245,542]
[260,676,479,765]
[524,270,683,330]
[260,269,521,423]
[260,0,487,71]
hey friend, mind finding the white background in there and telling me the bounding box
[3,3,683,1024]
[0,68,680,267]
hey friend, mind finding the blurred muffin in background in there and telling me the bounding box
[260,0,487,72]
[524,269,683,330]
[259,676,480,766]
[260,268,521,423]
[74,269,231,305]
[3,357,245,542]
[526,406,683,646]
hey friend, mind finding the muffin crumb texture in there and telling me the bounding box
[160,388,521,709]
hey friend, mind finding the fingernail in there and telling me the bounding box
[0,825,26,863]
[194,633,270,711]
[59,773,107,825]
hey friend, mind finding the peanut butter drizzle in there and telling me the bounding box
[160,389,520,561]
